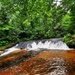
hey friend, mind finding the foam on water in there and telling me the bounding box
[0,39,70,56]
[0,47,20,57]
[26,40,70,50]
[47,58,67,75]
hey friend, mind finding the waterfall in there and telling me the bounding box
[16,39,70,50]
[0,39,70,56]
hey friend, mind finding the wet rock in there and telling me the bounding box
[18,50,75,75]
[0,50,31,70]
[0,51,3,54]
[0,50,75,75]
[0,49,44,70]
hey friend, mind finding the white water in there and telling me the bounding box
[0,39,70,56]
[47,58,67,75]
[0,44,20,57]
[27,40,69,50]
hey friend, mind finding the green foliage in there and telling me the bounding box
[0,0,75,48]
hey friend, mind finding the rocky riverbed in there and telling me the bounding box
[0,49,75,75]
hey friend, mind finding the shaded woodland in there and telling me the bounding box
[0,0,75,49]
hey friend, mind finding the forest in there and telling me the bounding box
[0,0,75,50]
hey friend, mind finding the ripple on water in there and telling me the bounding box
[48,58,67,75]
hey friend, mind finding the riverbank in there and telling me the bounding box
[0,42,17,51]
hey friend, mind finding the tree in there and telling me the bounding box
[0,0,75,48]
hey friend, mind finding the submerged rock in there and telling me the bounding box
[0,49,75,75]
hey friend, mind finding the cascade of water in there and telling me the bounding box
[0,39,70,56]
[26,40,70,50]
[0,46,20,57]
[49,58,67,75]
[48,41,69,50]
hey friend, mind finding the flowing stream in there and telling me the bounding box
[0,39,75,75]
[0,39,70,56]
